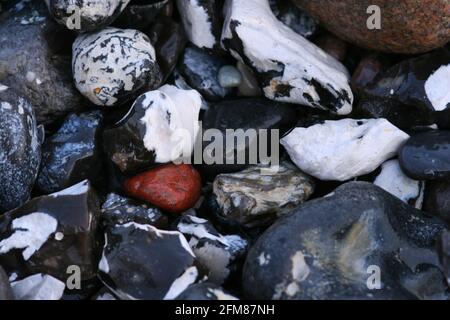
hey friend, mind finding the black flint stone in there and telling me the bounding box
[0,181,102,282]
[0,266,14,300]
[243,182,448,300]
[199,98,299,180]
[37,111,104,194]
[399,131,450,181]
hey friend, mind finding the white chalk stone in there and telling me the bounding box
[221,0,353,115]
[281,119,409,181]
[425,64,450,111]
[11,274,65,300]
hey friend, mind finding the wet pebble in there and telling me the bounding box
[281,119,409,181]
[243,181,448,300]
[399,130,450,181]
[213,161,315,228]
[0,85,43,213]
[0,181,102,282]
[124,164,202,213]
[72,27,161,106]
[423,181,450,223]
[99,222,198,300]
[37,111,103,194]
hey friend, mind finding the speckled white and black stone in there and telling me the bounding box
[72,27,161,107]
[0,85,43,213]
[46,0,131,32]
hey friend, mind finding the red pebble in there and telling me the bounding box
[124,164,202,214]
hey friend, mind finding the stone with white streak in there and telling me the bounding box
[176,0,223,50]
[72,27,161,107]
[103,85,202,173]
[177,215,248,284]
[99,222,198,300]
[221,0,353,115]
[374,159,424,209]
[213,161,315,227]
[0,181,102,282]
[11,273,65,300]
[46,0,131,32]
[281,119,409,181]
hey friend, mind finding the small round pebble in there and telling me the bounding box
[218,65,242,88]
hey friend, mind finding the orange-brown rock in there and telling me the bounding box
[292,0,450,54]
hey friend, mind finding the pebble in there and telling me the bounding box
[281,119,409,181]
[72,27,161,106]
[218,65,242,88]
[222,0,353,115]
[423,181,450,223]
[37,111,103,194]
[243,181,448,300]
[98,222,198,300]
[176,0,223,50]
[0,1,85,124]
[374,159,424,209]
[292,0,450,54]
[200,98,299,179]
[0,86,43,213]
[175,283,239,300]
[46,0,130,32]
[314,33,348,62]
[101,193,168,229]
[213,161,315,228]
[177,215,248,284]
[438,231,450,286]
[399,130,450,181]
[10,273,66,300]
[103,85,201,173]
[357,49,450,130]
[124,164,202,213]
[351,54,385,98]
[0,181,101,282]
[178,46,235,101]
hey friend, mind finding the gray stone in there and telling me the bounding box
[243,182,448,300]
[218,65,242,88]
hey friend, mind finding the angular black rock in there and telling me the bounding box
[0,1,85,124]
[357,49,450,130]
[269,0,316,38]
[47,0,131,32]
[399,131,450,181]
[176,0,224,50]
[243,182,449,300]
[438,231,450,286]
[199,98,299,180]
[178,46,235,101]
[115,0,169,30]
[177,215,248,285]
[423,181,450,223]
[0,85,43,213]
[37,111,103,194]
[148,16,187,82]
[101,193,167,228]
[175,283,238,300]
[0,181,102,282]
[0,266,14,300]
[99,222,198,300]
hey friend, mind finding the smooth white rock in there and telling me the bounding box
[425,64,450,111]
[139,84,202,163]
[374,159,424,209]
[221,0,353,115]
[281,119,409,181]
[11,274,65,300]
